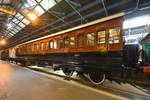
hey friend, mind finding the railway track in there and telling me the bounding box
[25,66,150,100]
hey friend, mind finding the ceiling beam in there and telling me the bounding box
[65,0,87,24]
[101,0,108,16]
[136,0,140,9]
[0,7,15,15]
[0,3,11,6]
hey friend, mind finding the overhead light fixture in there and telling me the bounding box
[27,13,37,21]
[26,10,38,22]
[0,39,6,45]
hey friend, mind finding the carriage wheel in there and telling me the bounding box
[88,71,105,85]
[63,68,73,77]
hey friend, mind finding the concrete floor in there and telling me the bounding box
[28,65,150,99]
[0,61,131,100]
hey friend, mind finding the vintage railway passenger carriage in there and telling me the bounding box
[6,12,150,84]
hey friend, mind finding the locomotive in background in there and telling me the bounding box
[1,12,150,85]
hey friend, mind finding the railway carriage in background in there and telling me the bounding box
[2,12,150,84]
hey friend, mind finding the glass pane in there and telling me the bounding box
[34,44,36,51]
[34,44,39,51]
[40,0,56,11]
[70,37,75,48]
[58,39,63,48]
[32,45,34,51]
[29,45,31,51]
[46,42,49,50]
[30,45,32,51]
[49,40,53,49]
[55,0,62,2]
[19,22,26,28]
[16,26,22,30]
[12,18,20,24]
[41,42,44,50]
[34,5,45,16]
[97,30,106,44]
[54,40,57,49]
[77,34,84,48]
[13,28,18,33]
[37,0,41,2]
[15,29,19,33]
[27,0,37,7]
[22,18,30,25]
[9,32,14,35]
[64,37,69,48]
[16,13,24,20]
[27,46,29,51]
[37,44,39,51]
[3,0,10,3]
[8,33,13,36]
[12,18,17,22]
[10,22,16,27]
[87,33,94,46]
[109,27,120,44]
[11,31,16,34]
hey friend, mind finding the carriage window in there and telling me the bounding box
[77,34,84,48]
[26,46,28,51]
[27,46,29,51]
[64,37,69,48]
[30,46,31,51]
[54,40,57,49]
[34,44,39,51]
[109,27,120,44]
[34,44,36,51]
[49,40,53,49]
[41,42,44,50]
[36,44,39,51]
[24,46,26,52]
[97,30,106,44]
[26,46,28,52]
[22,47,24,52]
[87,33,95,46]
[32,45,34,51]
[70,37,75,48]
[58,39,63,48]
[27,46,28,51]
[46,42,49,50]
[29,45,32,51]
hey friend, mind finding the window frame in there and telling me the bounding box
[32,45,34,52]
[29,45,32,51]
[87,32,95,46]
[46,41,49,50]
[34,44,39,51]
[36,44,39,51]
[49,40,54,49]
[53,40,57,49]
[69,36,75,48]
[40,42,44,51]
[108,26,120,44]
[96,29,106,45]
[77,33,85,48]
[58,38,63,49]
[64,37,69,48]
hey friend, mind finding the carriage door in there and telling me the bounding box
[108,27,123,51]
